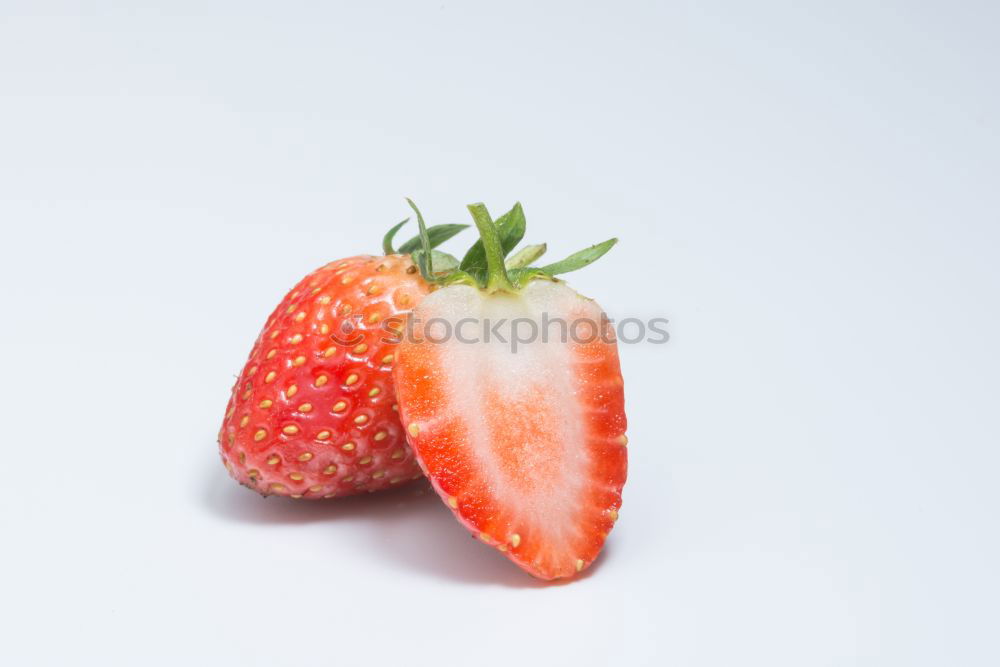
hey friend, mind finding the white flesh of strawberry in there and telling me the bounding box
[411,280,605,552]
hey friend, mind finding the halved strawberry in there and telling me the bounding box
[393,202,627,579]
[218,216,467,498]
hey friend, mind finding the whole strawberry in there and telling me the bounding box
[218,216,466,498]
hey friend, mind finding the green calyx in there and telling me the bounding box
[384,199,617,293]
[381,217,468,257]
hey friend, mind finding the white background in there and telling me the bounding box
[2,1,998,665]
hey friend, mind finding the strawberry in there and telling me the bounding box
[218,216,467,498]
[393,201,627,579]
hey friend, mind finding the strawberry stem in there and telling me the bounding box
[467,203,514,292]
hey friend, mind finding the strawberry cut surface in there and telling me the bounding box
[393,280,627,579]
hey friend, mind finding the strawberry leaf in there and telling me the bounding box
[495,202,527,253]
[538,239,618,276]
[398,224,468,254]
[459,202,526,271]
[411,249,460,274]
[506,243,547,269]
[382,218,410,255]
[406,198,437,281]
[506,267,552,288]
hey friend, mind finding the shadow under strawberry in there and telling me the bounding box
[200,453,611,587]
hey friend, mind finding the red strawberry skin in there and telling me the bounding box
[218,254,431,498]
[393,280,628,579]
